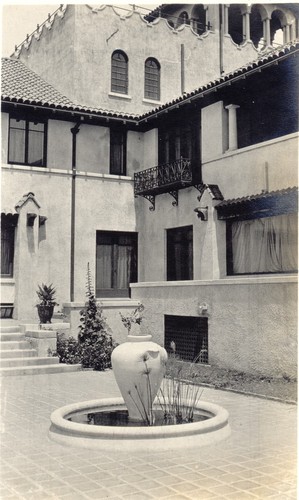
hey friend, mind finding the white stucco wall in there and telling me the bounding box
[1,167,72,320]
[131,276,297,378]
[16,4,260,114]
[1,165,136,320]
[202,133,299,198]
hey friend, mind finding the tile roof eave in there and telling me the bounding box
[215,187,298,209]
[138,41,299,123]
[2,41,298,125]
[1,97,140,123]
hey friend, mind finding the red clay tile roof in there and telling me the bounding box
[1,58,138,120]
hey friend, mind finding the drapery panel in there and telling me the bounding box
[231,213,297,273]
[96,232,137,296]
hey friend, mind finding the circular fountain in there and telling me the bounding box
[49,335,230,451]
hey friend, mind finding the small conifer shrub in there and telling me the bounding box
[78,263,116,370]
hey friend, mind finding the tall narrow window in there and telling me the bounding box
[111,50,128,94]
[8,117,46,166]
[110,128,127,175]
[144,58,160,101]
[1,218,15,277]
[167,225,193,280]
[96,231,138,297]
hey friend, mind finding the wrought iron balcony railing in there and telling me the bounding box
[134,157,192,197]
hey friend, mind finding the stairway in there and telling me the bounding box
[0,325,81,376]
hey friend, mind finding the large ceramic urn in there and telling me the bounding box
[111,335,168,422]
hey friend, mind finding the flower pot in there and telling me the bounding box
[37,304,54,324]
[111,335,168,422]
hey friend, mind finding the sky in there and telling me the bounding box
[2,4,60,57]
[1,3,159,57]
[1,2,288,57]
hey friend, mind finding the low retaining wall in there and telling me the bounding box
[131,276,297,378]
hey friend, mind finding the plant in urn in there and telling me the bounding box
[111,304,168,423]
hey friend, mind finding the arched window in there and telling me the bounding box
[111,50,128,94]
[177,11,189,28]
[228,5,243,45]
[191,5,207,35]
[144,58,160,101]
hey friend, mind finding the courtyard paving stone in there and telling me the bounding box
[0,370,296,499]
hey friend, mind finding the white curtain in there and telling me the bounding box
[28,130,44,165]
[96,245,112,289]
[232,213,298,274]
[9,128,25,163]
[117,246,131,289]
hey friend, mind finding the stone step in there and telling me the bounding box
[0,356,60,368]
[1,341,31,350]
[0,333,26,342]
[0,364,82,377]
[0,349,38,359]
[0,325,22,334]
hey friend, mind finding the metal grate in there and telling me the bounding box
[165,315,208,364]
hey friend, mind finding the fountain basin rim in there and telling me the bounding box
[50,397,229,440]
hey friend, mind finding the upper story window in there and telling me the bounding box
[177,11,190,27]
[144,58,160,101]
[111,50,128,94]
[8,117,47,167]
[110,128,127,175]
[158,118,201,183]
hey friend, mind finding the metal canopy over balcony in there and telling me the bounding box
[134,158,194,210]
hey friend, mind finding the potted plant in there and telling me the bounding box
[36,283,58,324]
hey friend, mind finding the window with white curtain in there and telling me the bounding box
[227,213,298,274]
[96,231,137,297]
[8,117,47,166]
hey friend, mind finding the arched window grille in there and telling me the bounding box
[144,58,160,101]
[111,50,128,94]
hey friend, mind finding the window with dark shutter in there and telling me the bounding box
[144,58,160,101]
[111,50,128,94]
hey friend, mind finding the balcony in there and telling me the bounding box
[134,158,194,210]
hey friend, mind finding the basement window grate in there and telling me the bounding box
[165,315,208,364]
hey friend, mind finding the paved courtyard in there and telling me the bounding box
[0,370,296,500]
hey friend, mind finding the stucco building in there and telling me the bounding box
[1,4,298,377]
